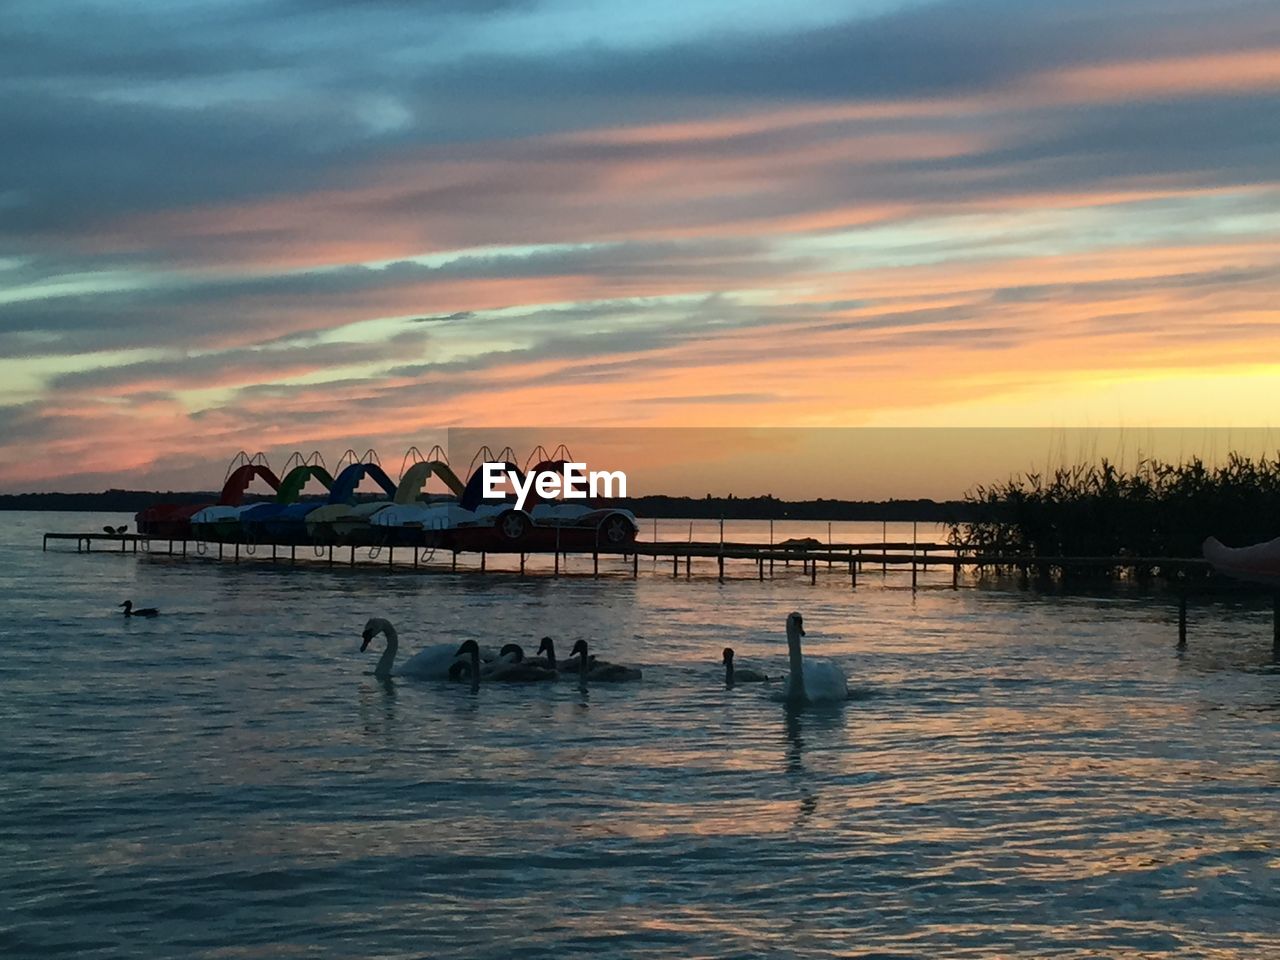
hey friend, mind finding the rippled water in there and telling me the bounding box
[4,511,1279,958]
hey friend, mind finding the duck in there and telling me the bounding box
[778,612,848,706]
[119,600,159,618]
[566,639,642,683]
[722,647,769,684]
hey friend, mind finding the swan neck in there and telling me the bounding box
[374,623,397,679]
[786,622,807,704]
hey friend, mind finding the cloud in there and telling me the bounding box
[4,0,1280,488]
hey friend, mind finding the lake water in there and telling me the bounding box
[3,511,1279,958]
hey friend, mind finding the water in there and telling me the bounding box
[3,511,1279,958]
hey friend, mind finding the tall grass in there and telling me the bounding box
[947,453,1280,576]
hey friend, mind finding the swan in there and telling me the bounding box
[119,600,159,618]
[779,612,847,705]
[566,639,642,683]
[454,640,558,683]
[536,636,603,672]
[722,647,769,684]
[361,617,471,681]
[489,643,559,682]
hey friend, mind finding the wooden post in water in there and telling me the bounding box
[1177,588,1188,648]
[1273,593,1279,658]
[234,542,240,564]
[672,552,678,578]
[350,545,355,567]
[480,552,486,573]
[911,557,917,591]
[388,546,394,569]
[686,554,691,579]
[520,552,526,576]
[554,550,559,577]
[328,545,333,567]
[718,554,724,584]
[593,552,599,578]
[413,547,419,569]
[452,550,458,572]
[290,544,296,564]
[850,559,857,589]
[810,558,816,585]
[632,552,638,578]
[271,543,277,563]
[952,559,959,589]
[758,556,764,581]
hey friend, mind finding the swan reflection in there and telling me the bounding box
[781,707,847,828]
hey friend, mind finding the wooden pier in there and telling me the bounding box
[42,528,1279,652]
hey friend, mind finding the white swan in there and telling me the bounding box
[779,612,848,705]
[361,617,471,681]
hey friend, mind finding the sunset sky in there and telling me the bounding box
[3,0,1279,494]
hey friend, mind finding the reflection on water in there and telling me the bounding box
[3,511,1280,959]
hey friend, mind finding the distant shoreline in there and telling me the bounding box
[0,490,976,522]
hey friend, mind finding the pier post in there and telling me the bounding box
[291,544,296,564]
[182,540,187,556]
[911,557,917,591]
[810,559,816,585]
[413,548,419,570]
[850,560,857,589]
[1273,593,1279,658]
[718,554,724,583]
[349,546,355,567]
[328,545,333,567]
[554,551,559,577]
[686,555,691,579]
[952,561,959,589]
[271,543,276,563]
[593,552,599,578]
[452,550,458,572]
[218,542,223,560]
[672,553,678,578]
[43,534,47,552]
[235,542,240,564]
[121,536,127,553]
[480,552,486,573]
[388,546,394,569]
[520,553,526,576]
[632,552,638,578]
[1177,588,1188,648]
[758,556,764,581]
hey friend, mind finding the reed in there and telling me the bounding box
[947,453,1280,579]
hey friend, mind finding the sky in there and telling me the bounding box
[2,0,1279,495]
